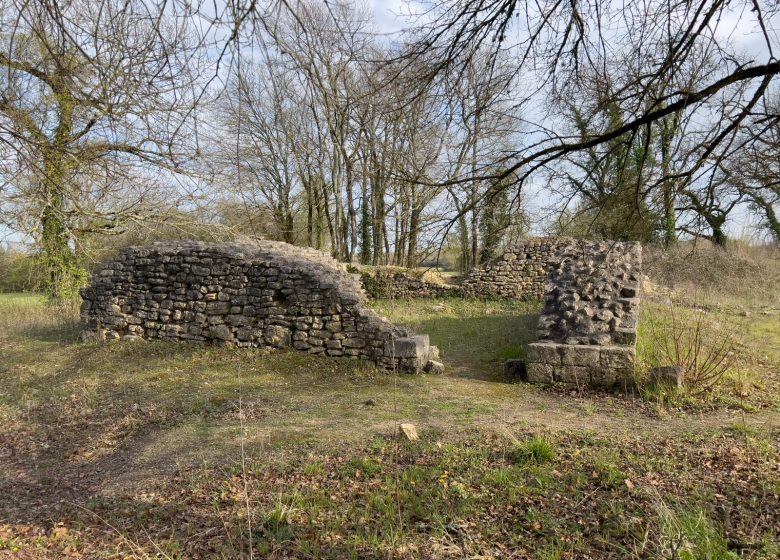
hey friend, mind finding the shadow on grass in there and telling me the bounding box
[416,310,540,382]
[19,318,82,343]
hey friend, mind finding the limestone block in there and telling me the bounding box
[600,346,636,369]
[424,360,445,374]
[559,345,600,367]
[527,343,562,365]
[389,334,430,360]
[650,366,684,388]
[264,325,290,346]
[526,362,554,383]
[208,324,233,341]
[205,301,231,315]
[554,365,589,384]
[613,328,637,345]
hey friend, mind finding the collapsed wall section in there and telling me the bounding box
[80,241,438,372]
[524,240,642,389]
[355,267,462,299]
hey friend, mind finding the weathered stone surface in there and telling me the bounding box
[461,238,572,300]
[600,346,636,369]
[554,365,589,384]
[264,325,290,347]
[355,267,463,300]
[424,360,445,374]
[80,240,437,373]
[390,334,430,359]
[527,343,562,365]
[504,359,527,381]
[526,362,554,383]
[517,240,642,390]
[650,366,684,388]
[560,345,601,367]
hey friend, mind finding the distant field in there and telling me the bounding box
[0,293,778,559]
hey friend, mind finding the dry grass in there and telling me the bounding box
[1,293,779,558]
[639,242,780,410]
[643,241,780,306]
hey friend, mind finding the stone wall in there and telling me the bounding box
[461,238,572,299]
[80,241,439,372]
[524,240,642,389]
[356,267,463,299]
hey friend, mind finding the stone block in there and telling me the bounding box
[526,362,554,383]
[559,345,600,367]
[504,359,527,381]
[424,360,445,374]
[205,301,231,315]
[554,365,589,384]
[589,367,618,388]
[264,325,290,346]
[527,342,562,365]
[208,324,233,341]
[390,334,430,359]
[613,328,637,345]
[600,346,636,369]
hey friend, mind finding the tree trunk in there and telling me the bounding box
[41,93,82,302]
[662,184,677,248]
[360,180,372,264]
[407,202,421,269]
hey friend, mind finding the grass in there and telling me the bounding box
[507,435,556,465]
[637,299,780,411]
[0,292,779,558]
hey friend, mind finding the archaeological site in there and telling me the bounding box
[81,237,641,389]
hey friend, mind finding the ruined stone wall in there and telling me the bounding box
[80,241,438,372]
[461,238,573,299]
[524,241,642,389]
[356,268,463,299]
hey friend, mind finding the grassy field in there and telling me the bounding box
[0,292,778,558]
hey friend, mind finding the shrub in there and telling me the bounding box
[641,300,736,396]
[0,249,43,293]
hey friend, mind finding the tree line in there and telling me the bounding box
[1,0,779,300]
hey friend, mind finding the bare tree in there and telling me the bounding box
[0,0,206,299]
[727,96,780,242]
[398,0,780,239]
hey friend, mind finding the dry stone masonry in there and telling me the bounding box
[461,238,573,299]
[524,240,642,389]
[355,238,574,301]
[355,267,462,299]
[80,241,439,372]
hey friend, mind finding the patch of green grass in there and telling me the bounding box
[508,435,556,466]
[344,457,382,478]
[656,505,739,560]
[303,460,325,477]
[593,452,628,490]
[371,297,542,376]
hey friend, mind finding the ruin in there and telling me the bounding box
[523,240,642,389]
[81,237,641,387]
[352,237,642,388]
[80,241,439,373]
